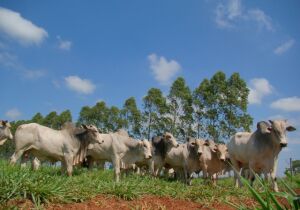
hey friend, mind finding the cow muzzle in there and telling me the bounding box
[197,152,202,156]
[146,155,152,159]
[280,143,287,148]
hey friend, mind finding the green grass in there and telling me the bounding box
[1,159,299,209]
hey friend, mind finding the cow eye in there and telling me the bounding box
[143,145,147,148]
[191,142,196,146]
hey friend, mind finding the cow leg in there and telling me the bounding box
[112,156,121,182]
[61,160,67,175]
[31,157,40,170]
[212,173,217,186]
[230,159,242,188]
[20,153,30,168]
[64,155,74,176]
[10,149,26,165]
[271,158,279,192]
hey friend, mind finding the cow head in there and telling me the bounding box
[187,137,206,157]
[138,139,152,159]
[216,144,228,162]
[0,120,13,140]
[267,120,296,148]
[204,140,217,153]
[163,132,179,148]
[81,124,105,144]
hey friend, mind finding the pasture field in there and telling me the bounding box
[0,159,299,209]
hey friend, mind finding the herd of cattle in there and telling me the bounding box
[0,119,296,192]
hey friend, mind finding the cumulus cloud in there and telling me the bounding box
[248,78,273,104]
[214,0,273,31]
[5,108,22,120]
[57,36,72,51]
[148,53,181,85]
[271,97,300,112]
[274,39,295,55]
[0,7,48,45]
[65,75,96,94]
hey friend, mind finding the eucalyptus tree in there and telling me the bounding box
[193,71,252,142]
[31,113,44,124]
[43,111,59,129]
[122,97,142,137]
[168,77,194,141]
[142,88,168,140]
[57,110,72,129]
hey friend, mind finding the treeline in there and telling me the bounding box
[0,71,253,157]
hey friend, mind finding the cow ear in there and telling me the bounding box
[286,126,296,132]
[74,127,87,135]
[269,120,274,124]
[257,121,271,134]
[81,124,88,129]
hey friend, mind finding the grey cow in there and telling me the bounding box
[227,120,296,192]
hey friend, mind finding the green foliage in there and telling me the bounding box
[193,72,252,142]
[168,77,194,142]
[142,88,168,139]
[122,97,142,138]
[228,172,300,210]
[0,160,252,208]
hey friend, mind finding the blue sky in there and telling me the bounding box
[0,0,299,175]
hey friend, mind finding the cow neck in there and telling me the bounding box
[123,138,140,150]
[72,131,91,165]
[253,131,281,153]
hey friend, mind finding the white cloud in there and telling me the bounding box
[274,39,295,55]
[57,36,72,51]
[215,0,241,29]
[65,75,96,94]
[5,108,22,120]
[214,1,273,31]
[0,51,18,68]
[0,7,48,45]
[248,78,273,104]
[247,9,273,31]
[271,97,300,112]
[148,53,181,85]
[23,69,46,79]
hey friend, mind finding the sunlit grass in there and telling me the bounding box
[1,159,298,209]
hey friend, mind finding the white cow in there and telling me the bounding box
[227,120,296,192]
[10,123,104,176]
[161,137,206,184]
[199,141,229,185]
[0,120,13,146]
[86,132,152,182]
